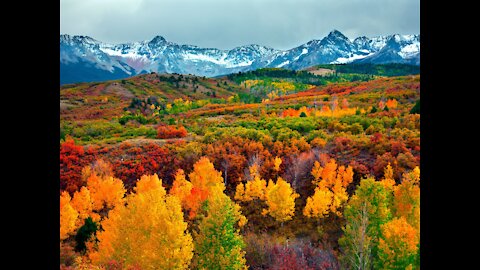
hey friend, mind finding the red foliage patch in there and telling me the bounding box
[60,138,97,194]
[156,125,188,139]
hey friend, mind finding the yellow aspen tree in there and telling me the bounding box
[87,174,126,212]
[376,217,419,269]
[303,188,333,218]
[71,186,99,224]
[188,157,225,192]
[234,182,246,201]
[239,176,267,202]
[318,159,338,187]
[330,180,350,216]
[311,160,324,185]
[380,163,397,209]
[186,157,225,218]
[134,173,163,194]
[262,178,299,222]
[176,157,225,218]
[170,169,193,208]
[273,156,282,172]
[234,176,267,202]
[393,167,420,232]
[382,162,396,190]
[234,202,248,228]
[304,159,354,218]
[60,191,79,240]
[248,163,261,180]
[91,175,193,269]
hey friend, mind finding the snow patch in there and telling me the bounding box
[277,60,290,67]
[331,53,375,64]
[182,52,253,68]
[101,48,149,60]
[293,48,309,61]
[398,43,420,58]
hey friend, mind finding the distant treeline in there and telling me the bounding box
[316,63,420,76]
[227,68,374,86]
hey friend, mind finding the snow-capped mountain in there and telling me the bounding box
[60,30,419,84]
[354,34,420,65]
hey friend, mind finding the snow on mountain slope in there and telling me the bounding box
[354,34,420,65]
[60,30,419,84]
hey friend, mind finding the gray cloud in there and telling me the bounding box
[60,0,419,50]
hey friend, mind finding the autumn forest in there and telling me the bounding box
[60,64,420,269]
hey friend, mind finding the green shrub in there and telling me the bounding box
[410,99,420,114]
[75,217,97,253]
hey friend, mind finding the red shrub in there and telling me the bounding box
[156,125,188,139]
[111,143,180,190]
[60,138,96,194]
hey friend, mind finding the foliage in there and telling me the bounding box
[157,124,188,139]
[194,187,247,270]
[60,191,79,240]
[235,176,267,202]
[339,177,392,269]
[90,175,193,269]
[170,157,225,218]
[262,177,299,222]
[304,159,354,218]
[71,186,98,224]
[60,66,420,268]
[60,137,90,194]
[410,99,420,114]
[376,217,419,269]
[170,169,193,209]
[86,173,126,213]
[118,113,149,125]
[393,167,420,232]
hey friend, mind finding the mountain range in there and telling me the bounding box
[60,30,419,85]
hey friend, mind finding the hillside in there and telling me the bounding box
[60,64,420,269]
[61,72,248,120]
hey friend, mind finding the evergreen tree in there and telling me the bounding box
[75,217,97,253]
[410,99,420,114]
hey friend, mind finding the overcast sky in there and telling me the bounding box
[60,0,419,50]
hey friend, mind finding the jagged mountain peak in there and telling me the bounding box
[60,31,420,84]
[327,29,349,39]
[320,29,352,48]
[353,36,369,42]
[233,44,267,50]
[149,35,167,45]
[60,34,99,45]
